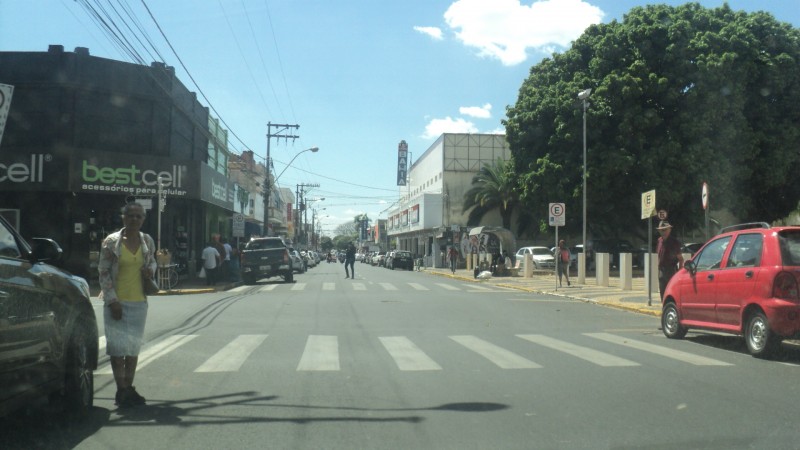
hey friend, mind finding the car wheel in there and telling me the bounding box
[661,302,687,339]
[745,311,780,358]
[284,272,294,283]
[57,328,94,418]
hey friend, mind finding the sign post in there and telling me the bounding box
[549,203,565,290]
[702,182,709,240]
[641,190,657,305]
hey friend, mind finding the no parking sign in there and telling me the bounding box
[549,203,565,227]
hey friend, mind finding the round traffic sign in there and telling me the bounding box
[550,203,564,216]
[702,182,709,210]
[657,209,668,220]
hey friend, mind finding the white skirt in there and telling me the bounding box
[104,301,148,357]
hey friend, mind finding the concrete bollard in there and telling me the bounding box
[619,253,633,290]
[524,254,534,278]
[596,253,609,286]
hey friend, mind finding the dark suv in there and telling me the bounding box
[0,215,98,418]
[240,237,294,284]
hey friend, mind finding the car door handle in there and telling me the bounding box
[706,274,714,281]
[745,270,754,278]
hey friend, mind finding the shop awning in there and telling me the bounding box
[467,226,516,254]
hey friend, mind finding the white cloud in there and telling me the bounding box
[444,0,604,66]
[459,103,492,119]
[413,26,444,40]
[422,116,479,139]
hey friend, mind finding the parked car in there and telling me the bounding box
[681,242,704,256]
[373,251,386,266]
[388,250,414,270]
[515,246,555,269]
[661,222,800,358]
[0,215,98,418]
[384,251,395,268]
[288,249,305,274]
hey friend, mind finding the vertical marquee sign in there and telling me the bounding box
[397,140,408,186]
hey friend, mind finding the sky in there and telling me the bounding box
[1,0,798,235]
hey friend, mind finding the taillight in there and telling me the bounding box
[773,272,799,301]
[283,250,289,263]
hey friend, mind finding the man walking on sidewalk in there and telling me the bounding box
[448,246,458,274]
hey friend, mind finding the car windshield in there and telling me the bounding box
[532,248,551,255]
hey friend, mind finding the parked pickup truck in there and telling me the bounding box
[240,237,294,284]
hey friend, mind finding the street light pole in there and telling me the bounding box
[578,88,591,283]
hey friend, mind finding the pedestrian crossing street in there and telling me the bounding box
[235,281,515,293]
[96,331,734,376]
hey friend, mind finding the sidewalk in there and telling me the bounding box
[90,278,242,298]
[424,267,663,317]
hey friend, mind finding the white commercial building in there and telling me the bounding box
[386,133,512,268]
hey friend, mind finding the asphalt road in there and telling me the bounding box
[6,261,800,449]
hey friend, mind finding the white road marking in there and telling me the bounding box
[352,283,367,291]
[195,335,268,372]
[291,283,306,291]
[380,336,442,371]
[380,283,398,291]
[436,283,461,291]
[297,335,340,371]
[517,334,639,367]
[259,284,279,292]
[407,283,429,291]
[322,282,336,291]
[585,333,734,366]
[449,335,541,369]
[97,334,198,374]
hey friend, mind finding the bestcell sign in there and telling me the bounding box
[79,159,189,197]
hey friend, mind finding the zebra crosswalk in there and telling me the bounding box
[95,332,735,376]
[229,281,516,294]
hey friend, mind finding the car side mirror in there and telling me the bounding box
[29,237,63,263]
[684,260,696,276]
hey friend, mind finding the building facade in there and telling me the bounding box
[0,46,264,279]
[386,133,511,267]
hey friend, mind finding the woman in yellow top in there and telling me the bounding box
[98,202,157,408]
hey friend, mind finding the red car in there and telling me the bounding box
[661,222,800,358]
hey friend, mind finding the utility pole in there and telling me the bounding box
[295,182,319,246]
[264,122,300,236]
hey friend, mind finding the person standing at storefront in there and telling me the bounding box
[221,237,232,281]
[98,202,156,407]
[201,241,221,286]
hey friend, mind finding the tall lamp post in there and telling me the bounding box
[578,88,591,283]
[264,146,319,236]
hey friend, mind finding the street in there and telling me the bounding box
[7,261,800,449]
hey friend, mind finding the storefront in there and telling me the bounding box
[0,148,235,280]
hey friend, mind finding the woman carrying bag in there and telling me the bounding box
[98,202,157,408]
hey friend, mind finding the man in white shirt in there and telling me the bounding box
[201,242,221,286]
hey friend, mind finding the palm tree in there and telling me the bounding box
[462,158,520,231]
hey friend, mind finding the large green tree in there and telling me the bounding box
[504,3,800,239]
